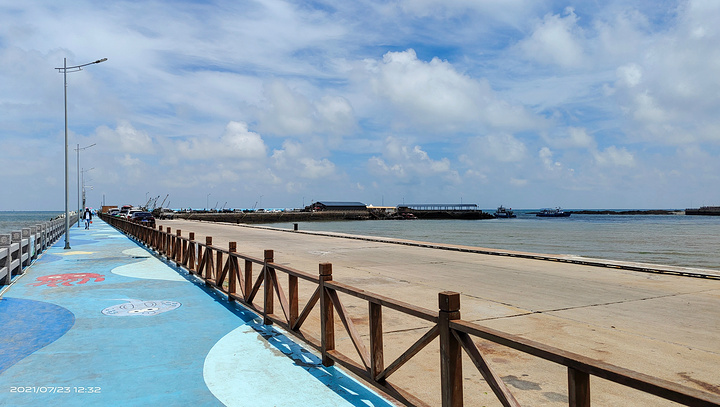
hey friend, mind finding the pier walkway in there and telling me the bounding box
[0,219,394,406]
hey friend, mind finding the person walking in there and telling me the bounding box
[83,208,93,229]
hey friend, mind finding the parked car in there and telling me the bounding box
[126,209,142,219]
[157,208,175,220]
[129,211,155,227]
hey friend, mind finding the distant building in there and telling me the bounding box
[311,201,367,211]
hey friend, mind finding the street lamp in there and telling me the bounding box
[76,143,96,227]
[56,57,107,249]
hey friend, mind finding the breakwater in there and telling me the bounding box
[174,210,373,224]
[685,206,720,216]
[0,216,68,288]
[173,209,493,224]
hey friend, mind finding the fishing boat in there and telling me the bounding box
[493,206,516,218]
[536,207,572,217]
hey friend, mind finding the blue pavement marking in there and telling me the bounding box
[0,220,395,407]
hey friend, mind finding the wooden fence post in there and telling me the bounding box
[175,230,182,264]
[289,271,299,329]
[228,242,237,301]
[439,291,463,407]
[320,262,335,366]
[205,237,213,281]
[263,249,274,325]
[187,232,196,272]
[370,301,384,380]
[244,259,252,300]
[569,367,591,407]
[164,227,171,256]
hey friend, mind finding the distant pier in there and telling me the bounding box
[685,206,720,216]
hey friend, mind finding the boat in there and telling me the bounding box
[536,207,572,217]
[493,206,516,218]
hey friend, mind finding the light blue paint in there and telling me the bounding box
[204,323,394,407]
[111,248,186,281]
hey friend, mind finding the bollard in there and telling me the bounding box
[293,223,298,231]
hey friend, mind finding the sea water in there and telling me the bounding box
[261,213,720,271]
[0,211,64,235]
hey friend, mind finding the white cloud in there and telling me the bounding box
[259,81,315,136]
[518,7,584,68]
[616,63,642,88]
[258,81,356,138]
[363,49,541,133]
[96,121,154,154]
[272,140,337,180]
[539,147,562,171]
[174,121,267,160]
[368,137,458,183]
[593,146,635,167]
[481,133,527,162]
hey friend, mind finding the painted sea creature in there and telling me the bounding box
[28,273,105,287]
[101,299,181,316]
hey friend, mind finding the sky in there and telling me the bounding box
[1,0,719,211]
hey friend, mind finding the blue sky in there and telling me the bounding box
[1,0,719,210]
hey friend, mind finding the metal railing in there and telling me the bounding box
[103,214,720,407]
[1,216,68,288]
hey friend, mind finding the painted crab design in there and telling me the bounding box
[28,273,105,287]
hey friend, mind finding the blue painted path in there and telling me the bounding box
[0,220,395,406]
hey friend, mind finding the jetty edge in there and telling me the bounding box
[106,214,720,406]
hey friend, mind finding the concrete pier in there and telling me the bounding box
[156,218,720,406]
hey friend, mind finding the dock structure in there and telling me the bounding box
[685,206,720,216]
[399,203,480,211]
[100,216,720,406]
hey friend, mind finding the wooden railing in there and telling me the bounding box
[103,214,720,407]
[1,216,67,287]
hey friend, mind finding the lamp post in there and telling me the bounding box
[76,143,96,227]
[56,57,107,249]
